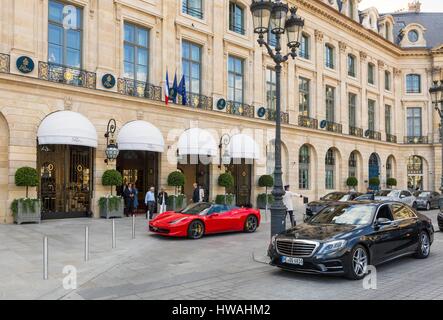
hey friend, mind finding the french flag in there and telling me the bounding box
[164,70,170,105]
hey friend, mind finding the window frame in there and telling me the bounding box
[406,74,421,94]
[298,145,310,190]
[182,0,204,19]
[229,1,245,35]
[348,92,357,127]
[227,55,245,104]
[368,99,376,131]
[325,44,335,69]
[123,22,150,82]
[182,40,202,95]
[367,63,375,85]
[347,54,356,78]
[299,33,310,60]
[299,77,310,117]
[325,85,335,122]
[385,104,392,135]
[385,70,391,91]
[406,107,422,137]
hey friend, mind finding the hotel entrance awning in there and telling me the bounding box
[117,120,164,152]
[228,133,260,160]
[177,128,217,156]
[37,111,98,148]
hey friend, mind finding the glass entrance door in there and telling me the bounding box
[38,145,93,219]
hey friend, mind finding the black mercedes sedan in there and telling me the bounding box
[269,201,434,280]
[304,192,362,222]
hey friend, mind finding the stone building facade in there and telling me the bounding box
[0,0,442,223]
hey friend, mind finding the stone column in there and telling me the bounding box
[314,30,324,120]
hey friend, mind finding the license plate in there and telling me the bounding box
[281,256,304,266]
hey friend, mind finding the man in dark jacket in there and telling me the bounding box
[192,183,200,203]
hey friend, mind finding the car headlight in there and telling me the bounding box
[271,235,277,247]
[318,240,347,254]
[169,217,189,225]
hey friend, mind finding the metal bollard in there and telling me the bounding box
[112,219,116,249]
[85,226,89,262]
[43,236,48,280]
[132,214,136,239]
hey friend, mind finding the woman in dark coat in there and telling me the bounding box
[124,183,136,216]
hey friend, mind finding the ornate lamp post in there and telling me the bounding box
[250,0,304,236]
[218,134,232,169]
[430,79,443,191]
[104,119,119,164]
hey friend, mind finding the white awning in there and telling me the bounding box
[117,120,164,152]
[228,133,260,160]
[177,128,218,156]
[37,111,98,148]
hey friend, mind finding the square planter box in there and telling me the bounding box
[167,197,187,212]
[216,195,236,206]
[14,200,41,225]
[100,197,124,219]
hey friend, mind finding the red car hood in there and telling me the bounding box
[151,211,194,224]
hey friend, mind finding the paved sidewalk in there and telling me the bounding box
[0,209,442,300]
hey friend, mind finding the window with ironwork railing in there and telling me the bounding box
[406,74,421,93]
[182,40,201,95]
[299,33,310,59]
[266,68,276,110]
[124,23,149,83]
[228,55,244,104]
[348,93,357,127]
[326,86,335,122]
[48,0,83,68]
[348,54,356,77]
[385,104,392,135]
[182,0,203,19]
[299,145,310,190]
[368,99,375,132]
[229,2,245,35]
[325,44,335,69]
[299,77,310,117]
[407,107,422,138]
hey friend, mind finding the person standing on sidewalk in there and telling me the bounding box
[157,187,168,214]
[283,185,303,227]
[145,186,156,219]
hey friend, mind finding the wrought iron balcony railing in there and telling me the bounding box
[182,3,203,19]
[298,115,318,129]
[366,130,382,141]
[386,134,397,143]
[349,126,363,137]
[325,121,343,134]
[117,78,162,101]
[229,23,246,35]
[0,53,10,73]
[38,62,96,89]
[266,109,289,124]
[176,93,213,111]
[226,101,255,118]
[404,136,428,144]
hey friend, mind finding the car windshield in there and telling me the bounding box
[386,191,400,198]
[418,192,431,197]
[338,194,355,201]
[309,204,375,226]
[322,193,345,201]
[375,190,391,196]
[179,203,212,215]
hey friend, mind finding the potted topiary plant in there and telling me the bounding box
[387,178,397,189]
[258,175,274,213]
[217,172,235,205]
[167,171,186,211]
[99,170,124,219]
[346,177,358,191]
[368,177,381,191]
[11,166,41,224]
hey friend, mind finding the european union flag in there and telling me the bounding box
[178,75,187,105]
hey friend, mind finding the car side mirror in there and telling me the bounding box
[375,218,392,226]
[400,195,406,199]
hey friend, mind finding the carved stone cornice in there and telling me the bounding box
[314,30,324,42]
[359,51,367,61]
[339,41,347,53]
[378,60,385,69]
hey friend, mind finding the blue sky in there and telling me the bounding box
[359,0,443,13]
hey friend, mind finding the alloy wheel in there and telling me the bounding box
[420,232,430,256]
[189,221,204,239]
[352,247,368,277]
[246,216,258,232]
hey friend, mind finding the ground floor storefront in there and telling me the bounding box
[0,79,441,223]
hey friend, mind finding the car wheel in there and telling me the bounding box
[414,231,431,259]
[244,215,258,233]
[426,202,431,211]
[346,245,369,280]
[187,220,205,239]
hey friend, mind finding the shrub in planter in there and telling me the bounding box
[215,194,235,206]
[166,194,187,211]
[99,170,124,219]
[368,177,381,189]
[258,175,274,210]
[346,177,358,189]
[387,178,397,188]
[256,193,275,209]
[217,173,234,205]
[12,167,40,224]
[167,171,185,195]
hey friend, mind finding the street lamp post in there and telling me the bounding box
[430,79,443,191]
[104,119,119,164]
[250,0,304,236]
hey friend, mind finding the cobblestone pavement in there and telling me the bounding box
[0,208,442,300]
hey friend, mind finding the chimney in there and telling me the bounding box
[408,1,421,13]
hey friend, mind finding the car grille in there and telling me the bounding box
[276,239,318,257]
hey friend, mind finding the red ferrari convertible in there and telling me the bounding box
[149,202,261,239]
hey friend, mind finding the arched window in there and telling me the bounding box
[386,156,394,179]
[407,156,424,190]
[325,148,335,189]
[299,145,310,190]
[369,153,380,190]
[348,152,357,177]
[325,44,335,69]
